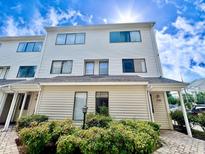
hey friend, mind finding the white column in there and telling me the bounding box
[0,93,7,116]
[3,92,18,131]
[164,92,173,129]
[178,91,192,137]
[147,91,154,122]
[34,91,41,114]
[18,93,27,119]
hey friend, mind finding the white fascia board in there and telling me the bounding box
[40,82,149,86]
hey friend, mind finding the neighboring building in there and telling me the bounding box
[0,23,186,131]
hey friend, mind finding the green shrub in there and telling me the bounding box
[98,106,109,116]
[170,110,185,126]
[19,120,75,154]
[192,129,205,140]
[16,114,48,131]
[198,113,205,131]
[57,135,81,154]
[19,125,51,154]
[86,113,112,128]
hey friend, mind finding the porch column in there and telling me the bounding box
[0,93,7,116]
[178,91,192,137]
[3,92,18,131]
[18,92,28,119]
[34,91,41,114]
[147,91,154,122]
[163,92,173,129]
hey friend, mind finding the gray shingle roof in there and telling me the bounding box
[8,75,184,85]
[0,79,24,86]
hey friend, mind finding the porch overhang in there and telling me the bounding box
[148,83,186,92]
[0,84,41,93]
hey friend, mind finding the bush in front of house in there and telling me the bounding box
[16,114,48,131]
[198,113,205,131]
[57,120,160,154]
[18,114,160,154]
[170,110,185,126]
[86,113,112,128]
[19,120,75,154]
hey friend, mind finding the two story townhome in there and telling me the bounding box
[0,22,187,131]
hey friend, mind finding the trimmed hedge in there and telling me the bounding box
[19,120,75,154]
[18,114,160,154]
[16,114,48,131]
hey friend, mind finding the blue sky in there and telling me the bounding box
[0,0,205,82]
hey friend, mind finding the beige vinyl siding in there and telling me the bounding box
[36,85,150,121]
[151,92,170,129]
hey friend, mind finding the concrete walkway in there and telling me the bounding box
[0,126,18,154]
[0,127,205,154]
[154,130,205,154]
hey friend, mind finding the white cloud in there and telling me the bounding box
[156,16,205,81]
[1,7,93,36]
[11,4,22,13]
[195,0,205,12]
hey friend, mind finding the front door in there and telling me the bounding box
[151,92,171,129]
[73,92,87,121]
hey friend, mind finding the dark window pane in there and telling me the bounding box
[33,42,43,52]
[120,32,130,42]
[122,59,134,72]
[17,66,36,78]
[66,34,75,44]
[25,42,35,52]
[99,61,108,75]
[110,32,121,43]
[17,42,27,52]
[96,92,109,115]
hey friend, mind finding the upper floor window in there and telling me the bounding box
[99,61,109,75]
[51,60,73,74]
[0,66,10,79]
[110,31,141,43]
[56,33,85,45]
[17,42,43,52]
[85,61,94,75]
[122,59,147,73]
[17,66,36,78]
[84,60,109,75]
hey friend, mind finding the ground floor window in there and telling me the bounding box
[96,92,109,115]
[73,92,87,120]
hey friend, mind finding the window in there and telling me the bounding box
[110,31,141,43]
[0,66,10,79]
[122,59,147,73]
[99,61,108,75]
[17,42,43,52]
[85,61,94,75]
[73,92,87,120]
[18,94,31,110]
[96,92,109,115]
[56,33,85,45]
[51,60,72,74]
[17,66,36,78]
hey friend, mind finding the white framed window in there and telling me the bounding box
[85,61,94,75]
[17,42,43,52]
[99,61,108,75]
[17,66,36,78]
[51,60,73,74]
[122,59,147,73]
[0,66,10,79]
[110,31,141,43]
[56,33,85,45]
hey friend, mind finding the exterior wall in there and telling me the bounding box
[151,92,171,129]
[0,37,44,79]
[36,85,150,121]
[38,24,162,78]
